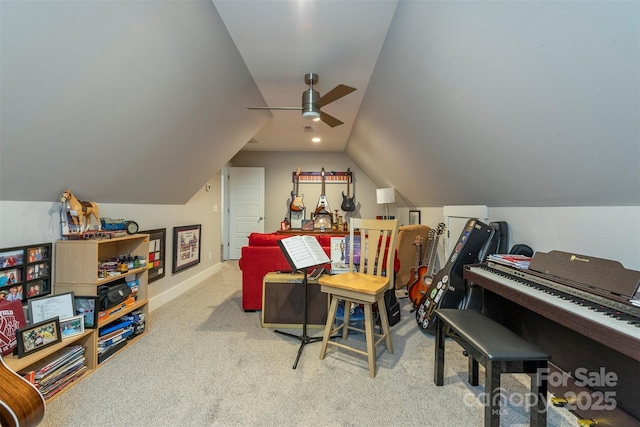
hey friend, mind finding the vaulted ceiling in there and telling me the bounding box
[1,1,638,207]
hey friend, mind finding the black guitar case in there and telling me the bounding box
[460,220,510,311]
[415,219,494,333]
[483,221,510,257]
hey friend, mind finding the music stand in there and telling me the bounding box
[274,268,324,369]
[276,236,333,369]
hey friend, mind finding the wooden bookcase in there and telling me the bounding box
[4,234,150,401]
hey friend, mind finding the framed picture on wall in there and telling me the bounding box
[141,228,166,283]
[409,210,421,225]
[172,224,201,273]
[0,242,53,304]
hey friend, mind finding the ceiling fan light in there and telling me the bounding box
[302,88,320,119]
[302,110,320,119]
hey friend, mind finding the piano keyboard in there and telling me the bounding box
[467,265,640,342]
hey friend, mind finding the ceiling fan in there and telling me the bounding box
[247,73,356,128]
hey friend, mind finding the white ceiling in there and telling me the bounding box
[214,0,398,152]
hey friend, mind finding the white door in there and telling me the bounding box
[228,167,265,259]
[443,205,488,257]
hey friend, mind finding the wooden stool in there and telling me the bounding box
[318,218,398,378]
[319,272,392,378]
[434,309,550,427]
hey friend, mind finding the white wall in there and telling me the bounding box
[229,150,640,272]
[0,176,223,310]
[229,151,396,232]
[398,206,640,271]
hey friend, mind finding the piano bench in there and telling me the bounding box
[434,309,551,427]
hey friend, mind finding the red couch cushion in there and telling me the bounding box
[247,232,286,246]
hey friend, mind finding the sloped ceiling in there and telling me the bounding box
[1,1,638,207]
[1,0,269,204]
[347,0,639,207]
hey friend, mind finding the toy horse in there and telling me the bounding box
[61,189,100,232]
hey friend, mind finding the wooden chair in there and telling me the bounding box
[318,218,398,377]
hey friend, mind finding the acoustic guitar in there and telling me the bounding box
[408,223,445,306]
[404,235,423,289]
[290,168,304,212]
[0,354,45,427]
[340,168,355,212]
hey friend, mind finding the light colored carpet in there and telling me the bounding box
[39,261,577,426]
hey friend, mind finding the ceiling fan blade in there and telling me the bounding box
[317,84,356,107]
[320,111,343,128]
[247,106,302,110]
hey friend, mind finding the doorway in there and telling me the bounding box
[225,167,265,259]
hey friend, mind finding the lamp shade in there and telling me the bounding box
[376,188,395,204]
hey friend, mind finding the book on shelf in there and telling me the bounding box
[98,339,127,364]
[40,366,87,399]
[277,235,330,272]
[487,254,532,269]
[98,328,132,348]
[38,356,86,389]
[19,345,85,379]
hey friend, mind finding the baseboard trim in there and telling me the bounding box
[148,262,222,312]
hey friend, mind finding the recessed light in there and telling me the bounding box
[313,117,320,122]
[312,137,321,143]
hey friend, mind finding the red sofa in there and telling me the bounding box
[238,232,401,312]
[238,233,333,311]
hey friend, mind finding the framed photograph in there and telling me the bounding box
[60,315,84,338]
[27,246,49,263]
[301,219,314,231]
[0,243,53,305]
[16,317,61,358]
[172,225,201,273]
[74,295,98,329]
[0,283,24,302]
[0,268,21,286]
[409,210,421,225]
[26,263,48,281]
[141,228,166,283]
[0,249,24,269]
[25,279,49,299]
[28,292,76,324]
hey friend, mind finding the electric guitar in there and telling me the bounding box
[290,168,304,212]
[408,223,445,306]
[340,168,355,212]
[314,168,331,216]
[404,235,424,289]
[0,354,46,427]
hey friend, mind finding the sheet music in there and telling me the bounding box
[278,235,330,271]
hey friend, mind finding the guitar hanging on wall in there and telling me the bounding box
[314,169,333,229]
[314,168,331,216]
[340,168,355,212]
[408,223,446,307]
[290,168,304,212]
